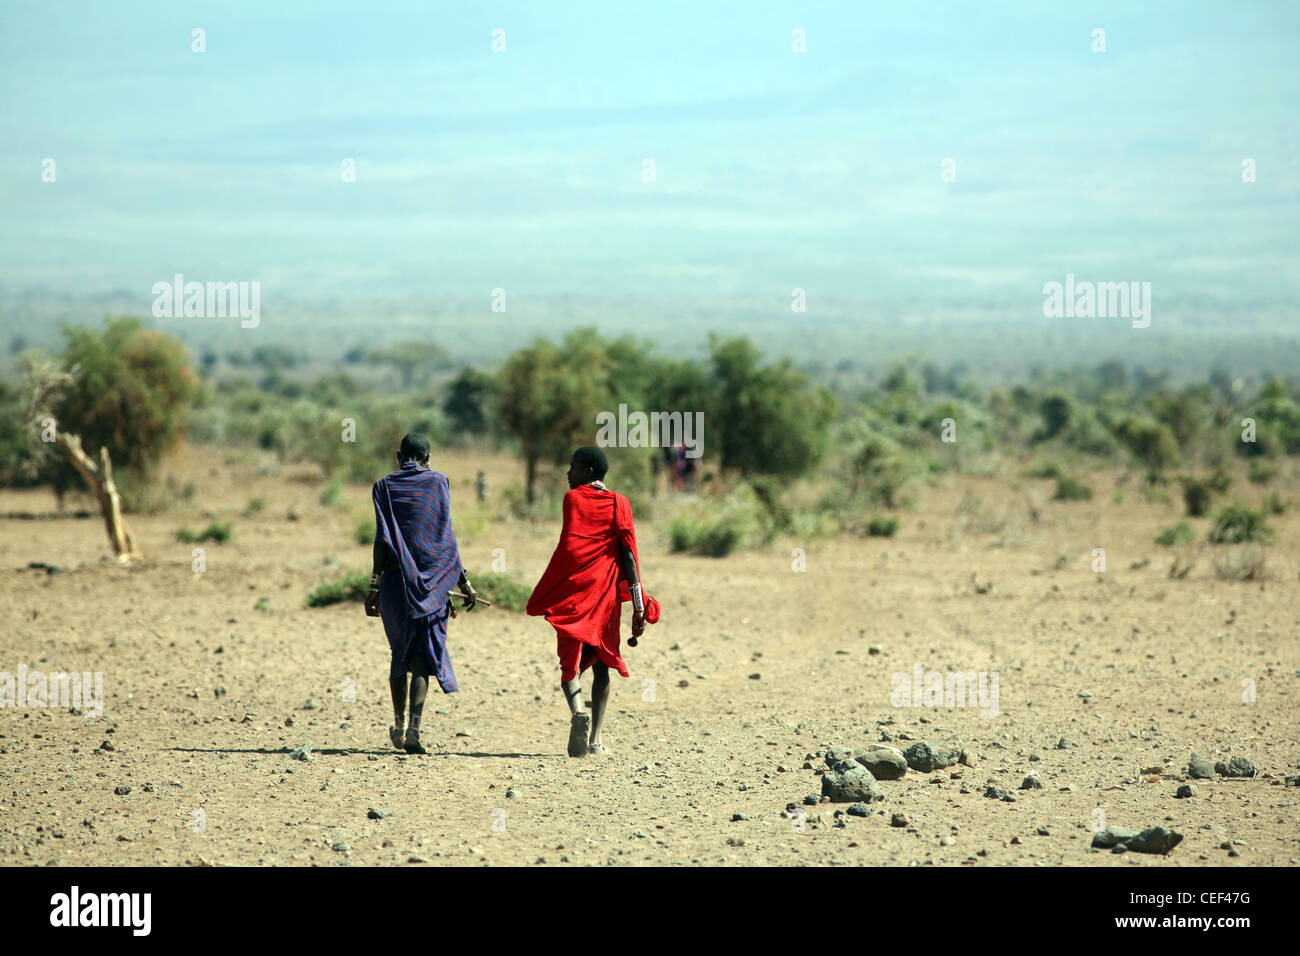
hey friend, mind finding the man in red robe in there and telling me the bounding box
[527,446,659,757]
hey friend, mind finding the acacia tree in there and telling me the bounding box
[22,318,198,560]
[497,337,612,502]
[708,334,835,479]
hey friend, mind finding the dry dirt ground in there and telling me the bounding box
[2,447,1297,867]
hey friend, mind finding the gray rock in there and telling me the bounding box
[1175,783,1198,799]
[846,803,871,817]
[113,785,131,796]
[890,812,909,828]
[1020,774,1044,790]
[822,762,885,803]
[332,841,350,853]
[1091,827,1141,849]
[1056,738,1076,750]
[903,741,963,773]
[803,793,821,806]
[367,807,388,819]
[854,745,908,780]
[824,746,857,769]
[984,786,1015,801]
[1216,757,1255,778]
[1187,754,1216,779]
[1091,826,1182,854]
[289,744,314,762]
[731,813,748,822]
[1126,827,1183,854]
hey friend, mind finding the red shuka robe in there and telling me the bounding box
[527,483,655,681]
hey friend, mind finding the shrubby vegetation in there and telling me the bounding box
[2,316,1297,568]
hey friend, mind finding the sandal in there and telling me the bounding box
[567,712,591,757]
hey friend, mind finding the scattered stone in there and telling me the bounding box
[1056,738,1076,750]
[98,740,114,752]
[113,785,130,796]
[846,803,871,818]
[367,807,388,819]
[1175,783,1198,799]
[903,741,963,773]
[1078,690,1092,699]
[1010,836,1022,845]
[821,754,885,804]
[506,788,519,799]
[984,786,1015,802]
[940,836,954,847]
[731,813,748,822]
[868,645,881,655]
[1126,827,1184,854]
[1216,757,1256,778]
[824,746,856,768]
[1028,753,1040,762]
[890,813,909,828]
[332,842,350,853]
[1020,775,1044,790]
[289,744,314,762]
[854,744,908,780]
[1036,826,1050,836]
[1187,753,1216,779]
[804,793,820,806]
[1092,826,1182,854]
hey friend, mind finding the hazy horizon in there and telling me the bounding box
[2,0,1297,366]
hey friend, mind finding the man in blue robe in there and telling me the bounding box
[365,433,477,754]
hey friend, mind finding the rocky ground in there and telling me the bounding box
[2,448,1297,866]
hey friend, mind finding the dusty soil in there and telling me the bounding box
[2,447,1297,866]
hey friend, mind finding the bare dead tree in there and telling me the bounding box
[23,357,140,563]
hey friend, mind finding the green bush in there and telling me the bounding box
[320,476,345,508]
[306,570,370,607]
[669,510,749,557]
[669,484,770,556]
[1179,469,1232,517]
[1261,492,1288,515]
[353,514,375,545]
[1023,460,1062,479]
[471,571,531,613]
[866,516,899,537]
[1155,520,1196,547]
[1053,475,1093,501]
[176,521,233,544]
[1208,504,1273,545]
[1247,460,1277,485]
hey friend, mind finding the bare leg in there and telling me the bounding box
[404,656,431,754]
[408,655,430,730]
[562,676,590,757]
[389,675,407,730]
[562,678,585,715]
[589,662,610,749]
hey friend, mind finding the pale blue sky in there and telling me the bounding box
[1,1,1297,322]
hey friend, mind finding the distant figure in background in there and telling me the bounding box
[673,442,698,491]
[527,446,660,757]
[365,433,478,754]
[475,470,488,504]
